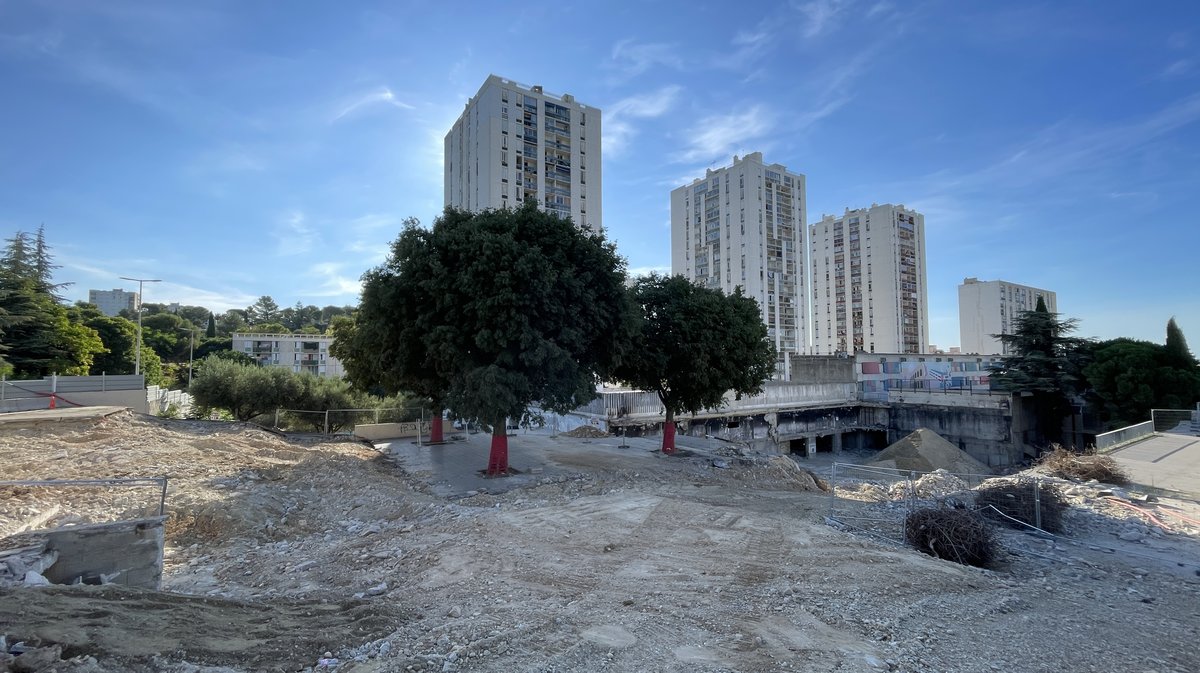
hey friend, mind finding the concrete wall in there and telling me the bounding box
[886,404,1017,467]
[788,355,856,384]
[40,517,164,589]
[353,421,431,441]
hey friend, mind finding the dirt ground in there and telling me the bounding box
[1,410,1199,673]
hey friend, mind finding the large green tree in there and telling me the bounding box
[612,274,776,453]
[246,296,281,325]
[336,204,630,474]
[991,297,1091,448]
[189,355,305,421]
[1085,320,1200,428]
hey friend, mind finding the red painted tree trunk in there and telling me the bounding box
[429,412,444,443]
[487,420,509,476]
[661,409,676,454]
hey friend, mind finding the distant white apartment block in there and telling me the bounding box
[958,278,1058,355]
[810,204,928,355]
[88,288,140,317]
[231,333,344,378]
[670,153,808,370]
[445,75,601,230]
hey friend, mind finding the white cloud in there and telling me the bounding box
[604,85,683,157]
[303,262,363,298]
[274,210,317,256]
[331,87,414,123]
[1160,59,1194,79]
[793,0,850,39]
[609,39,684,79]
[674,105,775,164]
[628,265,671,278]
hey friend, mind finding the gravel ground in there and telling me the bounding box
[1,410,1198,673]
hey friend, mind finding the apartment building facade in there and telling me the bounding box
[810,204,928,355]
[445,75,601,230]
[231,333,344,378]
[670,153,808,371]
[88,288,140,317]
[958,278,1058,355]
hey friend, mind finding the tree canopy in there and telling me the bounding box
[990,297,1091,448]
[612,274,776,452]
[1085,320,1200,429]
[335,204,630,474]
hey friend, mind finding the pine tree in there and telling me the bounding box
[32,225,68,299]
[206,313,218,338]
[1165,317,1198,369]
[991,297,1091,448]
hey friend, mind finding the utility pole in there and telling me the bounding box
[119,277,162,376]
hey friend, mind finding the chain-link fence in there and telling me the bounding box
[828,463,1048,543]
[267,407,428,434]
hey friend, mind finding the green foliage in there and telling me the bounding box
[216,310,248,336]
[1085,331,1200,428]
[189,355,304,421]
[193,337,234,361]
[242,322,290,334]
[140,346,168,388]
[1165,317,1198,369]
[991,298,1091,446]
[613,274,775,443]
[205,313,217,338]
[82,314,138,375]
[246,296,281,324]
[337,204,630,431]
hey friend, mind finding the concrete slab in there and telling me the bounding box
[376,427,725,498]
[0,406,129,425]
[1110,433,1200,498]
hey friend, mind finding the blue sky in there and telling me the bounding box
[1,0,1197,350]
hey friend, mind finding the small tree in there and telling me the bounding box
[612,275,776,453]
[991,297,1090,448]
[336,204,630,474]
[189,356,303,421]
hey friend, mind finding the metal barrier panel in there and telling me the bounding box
[1151,408,1197,434]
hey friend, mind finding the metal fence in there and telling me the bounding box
[830,465,1046,542]
[1151,408,1200,434]
[267,406,427,434]
[0,477,168,537]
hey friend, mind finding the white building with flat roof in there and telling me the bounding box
[670,153,808,372]
[231,333,344,378]
[445,75,601,230]
[810,204,928,355]
[88,288,139,317]
[958,278,1058,355]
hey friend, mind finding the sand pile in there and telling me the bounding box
[561,425,609,438]
[866,429,993,475]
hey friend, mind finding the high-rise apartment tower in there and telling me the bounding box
[670,153,808,371]
[959,278,1057,354]
[445,75,601,230]
[810,204,928,355]
[88,288,140,317]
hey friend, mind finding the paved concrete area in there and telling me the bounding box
[1110,433,1200,498]
[375,427,733,498]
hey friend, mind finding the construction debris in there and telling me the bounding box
[559,425,609,438]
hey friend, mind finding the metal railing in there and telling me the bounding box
[1151,408,1200,434]
[0,477,168,536]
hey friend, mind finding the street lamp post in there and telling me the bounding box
[119,277,162,377]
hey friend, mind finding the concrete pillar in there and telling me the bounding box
[805,434,817,457]
[833,432,843,453]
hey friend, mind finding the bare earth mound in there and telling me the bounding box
[866,428,993,475]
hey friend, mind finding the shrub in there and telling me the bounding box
[905,507,997,568]
[976,479,1067,533]
[1039,445,1130,485]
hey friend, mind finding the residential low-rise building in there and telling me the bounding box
[231,333,344,378]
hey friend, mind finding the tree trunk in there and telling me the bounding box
[662,408,676,454]
[487,419,509,476]
[429,410,444,443]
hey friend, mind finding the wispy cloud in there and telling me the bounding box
[604,85,683,157]
[340,213,405,264]
[331,87,414,123]
[303,262,363,298]
[274,210,317,256]
[793,0,850,39]
[609,39,684,80]
[1160,58,1194,79]
[628,265,671,278]
[674,105,775,164]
